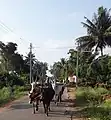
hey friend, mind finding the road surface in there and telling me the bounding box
[0,87,74,120]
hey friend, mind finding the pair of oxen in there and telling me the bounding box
[28,82,65,116]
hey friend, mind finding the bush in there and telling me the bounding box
[76,87,109,106]
[13,86,26,98]
[0,87,11,106]
[85,99,111,120]
[76,87,111,120]
[85,106,111,120]
[0,86,27,106]
[101,99,111,109]
[13,85,25,92]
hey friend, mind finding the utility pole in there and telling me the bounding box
[66,61,69,83]
[76,43,79,88]
[41,65,44,93]
[30,43,32,84]
[76,43,91,88]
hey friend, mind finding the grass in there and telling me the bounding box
[75,87,111,120]
[0,86,27,107]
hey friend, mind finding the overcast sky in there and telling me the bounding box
[0,0,111,66]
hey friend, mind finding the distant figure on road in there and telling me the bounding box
[68,73,77,85]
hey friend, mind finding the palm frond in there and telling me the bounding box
[76,35,96,51]
[104,35,111,46]
[84,16,96,29]
[81,22,97,35]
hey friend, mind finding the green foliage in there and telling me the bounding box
[0,87,10,100]
[51,6,111,87]
[0,72,25,88]
[0,40,48,89]
[76,87,111,120]
[101,99,111,109]
[0,41,48,106]
[0,86,26,106]
[0,87,11,106]
[76,6,111,56]
[84,106,111,120]
[76,87,109,106]
[13,86,26,99]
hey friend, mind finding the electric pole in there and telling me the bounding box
[76,43,79,88]
[30,43,32,84]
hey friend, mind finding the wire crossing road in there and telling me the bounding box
[0,87,73,120]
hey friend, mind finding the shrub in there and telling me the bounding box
[76,87,109,106]
[76,87,111,120]
[0,86,27,106]
[0,87,11,106]
[13,86,26,98]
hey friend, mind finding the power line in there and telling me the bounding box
[0,20,30,45]
[33,45,77,50]
[0,23,10,33]
[30,43,32,84]
[0,20,13,33]
[0,23,23,46]
[0,20,78,51]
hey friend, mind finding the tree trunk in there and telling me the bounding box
[100,48,103,56]
[64,69,66,83]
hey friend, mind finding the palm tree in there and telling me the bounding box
[60,58,66,81]
[76,6,111,56]
[68,49,77,74]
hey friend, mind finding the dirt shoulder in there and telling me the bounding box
[66,87,87,120]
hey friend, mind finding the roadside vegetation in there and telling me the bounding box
[51,6,111,120]
[0,86,26,107]
[0,41,48,107]
[76,87,111,120]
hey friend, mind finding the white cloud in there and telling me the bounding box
[41,39,76,49]
[33,39,76,65]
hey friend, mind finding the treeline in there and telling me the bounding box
[0,41,48,88]
[50,6,111,88]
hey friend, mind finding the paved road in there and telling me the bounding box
[0,87,73,120]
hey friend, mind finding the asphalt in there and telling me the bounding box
[0,87,73,120]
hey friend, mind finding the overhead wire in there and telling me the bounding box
[0,20,78,51]
[0,20,30,52]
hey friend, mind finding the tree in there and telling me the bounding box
[50,61,62,81]
[0,41,48,88]
[11,53,24,74]
[67,49,77,75]
[76,6,111,56]
[60,58,66,81]
[24,52,36,67]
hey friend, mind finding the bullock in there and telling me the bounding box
[28,81,55,116]
[57,85,65,102]
[42,83,55,116]
[52,82,65,105]
[28,82,42,114]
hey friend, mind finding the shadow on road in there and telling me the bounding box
[55,101,75,108]
[49,102,84,119]
[10,103,32,110]
[8,98,83,119]
[48,111,67,118]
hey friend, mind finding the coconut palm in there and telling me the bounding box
[76,6,111,56]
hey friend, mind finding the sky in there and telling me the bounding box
[0,0,111,66]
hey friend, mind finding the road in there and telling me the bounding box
[0,87,73,120]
